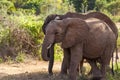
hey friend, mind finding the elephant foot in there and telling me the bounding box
[93,72,102,78]
[90,77,102,80]
[57,73,68,80]
[100,77,106,80]
[48,72,53,76]
[88,75,102,80]
[88,70,102,80]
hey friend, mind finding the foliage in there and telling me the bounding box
[68,0,83,12]
[11,0,43,15]
[117,30,120,47]
[106,68,120,80]
[0,58,3,63]
[40,0,75,15]
[0,13,44,61]
[54,44,63,61]
[111,16,120,22]
[15,52,25,62]
[95,0,107,11]
[105,0,120,15]
[0,0,16,14]
[69,0,96,12]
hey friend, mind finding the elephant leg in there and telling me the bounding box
[87,59,102,79]
[60,48,70,75]
[77,63,80,74]
[79,58,84,74]
[100,45,114,80]
[69,44,83,80]
[48,45,54,75]
[100,63,107,80]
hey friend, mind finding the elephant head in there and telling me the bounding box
[42,14,63,34]
[41,18,89,61]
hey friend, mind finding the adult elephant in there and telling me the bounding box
[41,12,118,76]
[41,18,116,80]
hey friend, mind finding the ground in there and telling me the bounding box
[0,60,62,80]
[0,57,119,80]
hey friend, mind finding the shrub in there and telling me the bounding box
[117,31,120,48]
[15,52,25,62]
[0,58,3,63]
[0,13,44,61]
[54,44,63,61]
[105,0,120,16]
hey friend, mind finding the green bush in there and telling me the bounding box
[111,16,120,22]
[117,31,120,47]
[107,68,120,80]
[54,44,63,61]
[15,52,25,62]
[0,13,45,61]
[0,58,3,63]
[105,0,120,16]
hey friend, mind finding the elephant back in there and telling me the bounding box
[86,12,118,39]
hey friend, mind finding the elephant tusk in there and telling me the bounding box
[47,44,52,49]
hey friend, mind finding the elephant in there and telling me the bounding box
[41,17,116,80]
[41,11,118,76]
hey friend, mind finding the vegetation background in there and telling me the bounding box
[0,0,120,80]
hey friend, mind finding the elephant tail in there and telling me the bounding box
[115,45,119,71]
[111,43,119,75]
[111,49,114,75]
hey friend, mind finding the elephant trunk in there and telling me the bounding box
[41,35,54,61]
[41,43,50,61]
[48,44,54,75]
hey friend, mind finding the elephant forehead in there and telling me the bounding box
[46,22,61,33]
[46,23,55,33]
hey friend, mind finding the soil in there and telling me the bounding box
[0,58,119,80]
[0,60,62,80]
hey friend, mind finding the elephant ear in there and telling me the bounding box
[61,18,89,48]
[42,14,58,34]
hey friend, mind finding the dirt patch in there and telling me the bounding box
[0,60,62,80]
[0,57,119,80]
